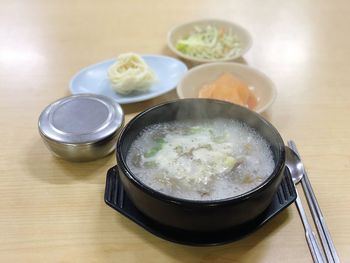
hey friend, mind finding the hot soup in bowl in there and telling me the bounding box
[116,99,285,232]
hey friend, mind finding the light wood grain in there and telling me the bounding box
[0,0,349,262]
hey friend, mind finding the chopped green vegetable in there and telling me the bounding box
[144,145,162,158]
[224,156,236,169]
[175,145,183,154]
[175,25,241,60]
[144,139,166,158]
[198,144,213,150]
[144,161,157,168]
[210,130,229,143]
[189,126,204,133]
[182,126,206,135]
[155,138,165,144]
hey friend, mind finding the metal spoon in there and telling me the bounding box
[285,147,325,263]
[285,147,304,183]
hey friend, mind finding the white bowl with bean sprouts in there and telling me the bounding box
[167,19,252,64]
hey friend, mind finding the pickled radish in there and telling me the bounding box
[198,73,257,110]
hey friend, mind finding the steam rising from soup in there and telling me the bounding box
[126,119,274,200]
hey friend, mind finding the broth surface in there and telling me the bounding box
[126,119,274,200]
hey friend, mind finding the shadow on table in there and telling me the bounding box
[121,89,178,116]
[112,208,290,262]
[160,45,248,69]
[260,110,272,121]
[24,137,114,185]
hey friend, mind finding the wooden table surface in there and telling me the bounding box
[1,0,349,262]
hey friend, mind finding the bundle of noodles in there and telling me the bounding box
[108,53,156,95]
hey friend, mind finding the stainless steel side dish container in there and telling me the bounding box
[38,94,124,162]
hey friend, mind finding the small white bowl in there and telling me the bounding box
[176,63,277,113]
[167,19,252,64]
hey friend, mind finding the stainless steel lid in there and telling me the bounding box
[39,94,124,145]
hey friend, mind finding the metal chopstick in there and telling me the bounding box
[294,188,325,263]
[288,140,340,263]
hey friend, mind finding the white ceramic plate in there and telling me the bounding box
[70,55,188,104]
[167,19,252,64]
[177,62,276,113]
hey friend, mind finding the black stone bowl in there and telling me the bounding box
[116,99,285,232]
